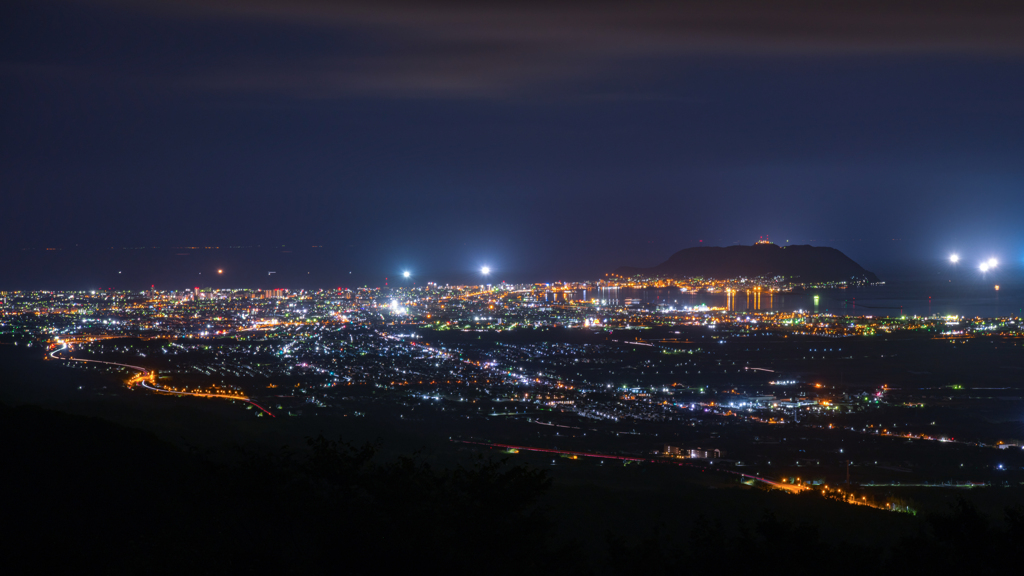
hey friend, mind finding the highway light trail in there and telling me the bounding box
[50,341,275,417]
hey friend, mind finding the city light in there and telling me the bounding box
[949,254,959,263]
[217,269,223,274]
[20,278,1024,521]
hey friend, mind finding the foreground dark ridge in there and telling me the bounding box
[614,243,879,283]
[4,402,1023,575]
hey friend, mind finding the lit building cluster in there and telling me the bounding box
[3,283,1022,492]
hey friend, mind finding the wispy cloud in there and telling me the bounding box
[58,1,1024,97]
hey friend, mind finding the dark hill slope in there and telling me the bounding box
[614,244,879,283]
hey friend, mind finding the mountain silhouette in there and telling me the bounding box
[613,244,879,283]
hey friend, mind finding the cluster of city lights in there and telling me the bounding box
[949,254,998,272]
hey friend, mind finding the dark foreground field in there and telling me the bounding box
[2,346,1024,573]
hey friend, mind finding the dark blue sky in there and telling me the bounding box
[3,1,1024,289]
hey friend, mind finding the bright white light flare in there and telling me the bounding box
[980,263,990,272]
[481,266,491,276]
[949,254,959,263]
[403,271,410,278]
[987,257,998,268]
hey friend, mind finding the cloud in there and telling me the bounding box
[61,1,1024,97]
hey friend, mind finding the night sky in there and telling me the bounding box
[3,0,1024,289]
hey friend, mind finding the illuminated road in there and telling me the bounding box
[50,343,148,371]
[49,342,275,417]
[132,379,276,417]
[454,440,804,493]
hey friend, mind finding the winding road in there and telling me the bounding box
[49,341,275,417]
